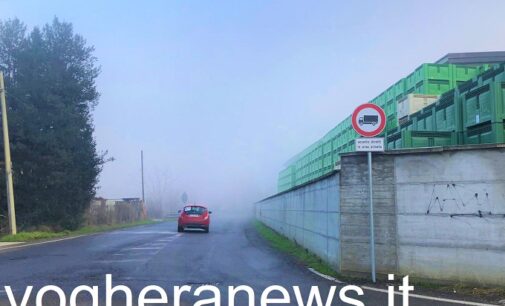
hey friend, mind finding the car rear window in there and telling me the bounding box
[183,206,206,215]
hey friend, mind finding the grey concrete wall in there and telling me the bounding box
[257,146,505,285]
[339,153,398,276]
[256,174,341,269]
[395,148,505,285]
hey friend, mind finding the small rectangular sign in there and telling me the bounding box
[355,137,384,152]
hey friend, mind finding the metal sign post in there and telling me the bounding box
[367,150,376,283]
[352,103,386,283]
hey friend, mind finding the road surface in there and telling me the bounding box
[0,216,494,305]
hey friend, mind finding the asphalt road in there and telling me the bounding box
[0,216,494,306]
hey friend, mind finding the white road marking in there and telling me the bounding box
[308,268,343,283]
[143,243,166,247]
[0,228,177,252]
[112,252,160,258]
[307,268,496,306]
[110,231,177,235]
[98,259,146,263]
[128,247,162,250]
[162,234,179,239]
[0,234,93,251]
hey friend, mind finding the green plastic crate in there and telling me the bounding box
[322,153,333,168]
[452,65,481,87]
[463,121,505,144]
[386,129,402,150]
[399,117,414,132]
[434,89,460,132]
[405,63,452,95]
[322,139,333,154]
[310,145,323,161]
[418,79,452,95]
[413,108,436,131]
[385,85,395,104]
[393,79,406,101]
[385,98,396,117]
[406,63,452,86]
[332,137,341,151]
[332,151,341,163]
[350,128,359,142]
[372,93,386,108]
[461,82,505,128]
[348,140,356,152]
[394,135,402,149]
[277,164,296,192]
[479,64,505,87]
[386,113,398,131]
[403,130,457,148]
[315,158,323,171]
[457,64,504,95]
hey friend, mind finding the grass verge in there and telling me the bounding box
[254,220,341,279]
[255,221,505,302]
[0,219,159,243]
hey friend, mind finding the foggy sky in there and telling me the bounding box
[2,0,505,208]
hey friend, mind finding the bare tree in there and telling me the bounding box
[145,168,181,218]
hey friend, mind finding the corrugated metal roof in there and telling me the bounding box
[436,51,505,64]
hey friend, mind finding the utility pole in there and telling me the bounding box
[0,72,16,235]
[141,150,145,203]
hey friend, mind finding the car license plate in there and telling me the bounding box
[188,214,199,217]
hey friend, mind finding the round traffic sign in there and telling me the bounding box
[351,103,386,137]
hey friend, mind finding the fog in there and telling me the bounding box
[3,0,505,216]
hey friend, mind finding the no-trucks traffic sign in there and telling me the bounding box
[351,103,386,138]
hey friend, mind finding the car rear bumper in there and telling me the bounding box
[180,223,209,229]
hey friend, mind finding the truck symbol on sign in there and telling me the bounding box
[359,115,379,126]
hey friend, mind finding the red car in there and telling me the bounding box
[177,205,211,233]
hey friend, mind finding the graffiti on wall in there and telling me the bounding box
[425,183,505,218]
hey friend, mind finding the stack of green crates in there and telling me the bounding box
[277,165,295,192]
[386,63,505,149]
[387,130,456,149]
[461,81,505,144]
[405,130,457,147]
[279,61,501,192]
[291,140,325,186]
[379,63,485,132]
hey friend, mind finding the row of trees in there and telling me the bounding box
[0,18,106,230]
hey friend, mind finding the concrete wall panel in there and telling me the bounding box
[339,153,398,275]
[256,174,340,269]
[395,148,505,285]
